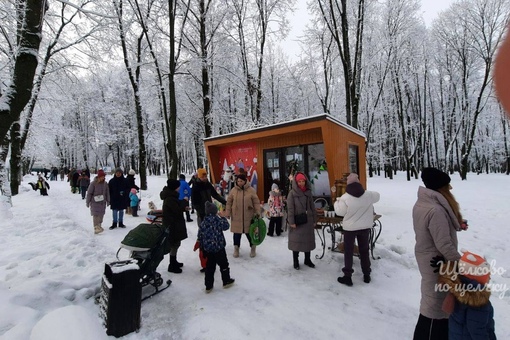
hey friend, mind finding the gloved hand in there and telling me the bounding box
[86,203,90,208]
[193,241,200,251]
[430,255,445,273]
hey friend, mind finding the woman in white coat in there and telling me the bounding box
[334,173,380,286]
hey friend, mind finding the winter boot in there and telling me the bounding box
[168,256,183,273]
[304,252,315,268]
[221,268,235,288]
[94,225,103,234]
[337,276,353,286]
[363,274,371,283]
[175,257,183,268]
[250,245,257,258]
[293,251,300,270]
[118,222,126,228]
[109,222,117,230]
[233,246,240,258]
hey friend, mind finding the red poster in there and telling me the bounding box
[217,142,258,190]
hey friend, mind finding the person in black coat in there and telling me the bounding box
[191,168,226,226]
[108,167,130,229]
[161,179,188,273]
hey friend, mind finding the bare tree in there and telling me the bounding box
[316,0,366,128]
[0,0,47,198]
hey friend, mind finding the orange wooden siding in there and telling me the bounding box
[204,115,366,200]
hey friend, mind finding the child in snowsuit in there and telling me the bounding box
[267,183,285,236]
[432,250,496,340]
[129,188,140,217]
[197,201,235,293]
[37,176,50,196]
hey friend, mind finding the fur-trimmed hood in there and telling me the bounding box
[438,261,491,307]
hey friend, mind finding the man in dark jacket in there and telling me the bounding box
[191,168,227,226]
[161,179,188,273]
[108,167,130,229]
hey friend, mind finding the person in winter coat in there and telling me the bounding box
[108,167,130,229]
[86,169,110,234]
[197,201,235,293]
[267,183,285,236]
[432,250,496,340]
[191,168,226,226]
[69,168,79,193]
[126,169,139,215]
[37,176,50,196]
[334,173,380,286]
[188,172,198,214]
[78,170,91,200]
[179,174,193,222]
[286,172,317,270]
[224,173,261,258]
[129,188,140,217]
[412,167,465,340]
[161,179,188,273]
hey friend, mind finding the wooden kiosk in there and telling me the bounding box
[203,114,366,203]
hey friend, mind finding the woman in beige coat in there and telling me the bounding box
[225,174,261,258]
[413,167,465,340]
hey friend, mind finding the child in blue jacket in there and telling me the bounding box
[129,188,140,217]
[197,201,235,293]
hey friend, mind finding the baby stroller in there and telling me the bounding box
[117,223,172,301]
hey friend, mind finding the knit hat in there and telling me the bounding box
[115,167,123,174]
[96,169,106,178]
[236,174,247,182]
[346,173,360,185]
[129,169,135,175]
[458,250,491,285]
[130,188,137,194]
[421,167,450,190]
[346,182,365,198]
[197,168,207,178]
[271,183,279,190]
[167,179,180,191]
[295,173,306,182]
[179,173,186,180]
[205,201,218,215]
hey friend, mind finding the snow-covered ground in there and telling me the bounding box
[0,172,509,339]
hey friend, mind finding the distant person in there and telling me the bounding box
[267,183,285,236]
[86,169,110,234]
[334,173,380,286]
[286,172,317,270]
[37,175,50,196]
[225,173,261,258]
[412,167,465,340]
[108,167,130,229]
[69,168,79,193]
[188,172,198,214]
[178,174,193,222]
[160,179,188,273]
[78,169,90,200]
[197,201,235,293]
